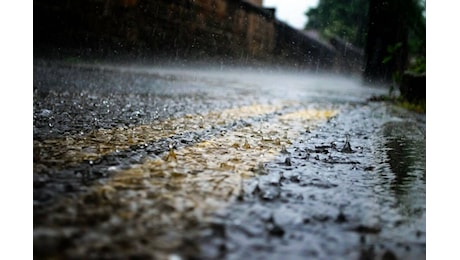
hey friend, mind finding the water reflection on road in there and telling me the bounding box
[381,117,426,219]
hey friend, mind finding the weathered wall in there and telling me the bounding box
[35,0,274,60]
[329,37,365,74]
[34,0,363,72]
[273,22,338,70]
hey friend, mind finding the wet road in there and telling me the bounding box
[33,60,426,259]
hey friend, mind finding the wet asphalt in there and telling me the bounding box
[33,59,425,260]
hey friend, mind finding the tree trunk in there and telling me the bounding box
[364,0,409,84]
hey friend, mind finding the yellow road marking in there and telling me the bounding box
[89,108,337,242]
[36,107,338,257]
[33,104,283,171]
[111,108,337,201]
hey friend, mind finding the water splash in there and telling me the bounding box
[341,133,353,153]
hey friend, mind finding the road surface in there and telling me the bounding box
[33,60,426,260]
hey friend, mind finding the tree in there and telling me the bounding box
[305,0,425,84]
[304,0,369,48]
[363,0,425,84]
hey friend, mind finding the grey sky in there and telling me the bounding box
[263,0,319,30]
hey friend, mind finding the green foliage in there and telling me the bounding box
[306,0,425,58]
[397,99,426,113]
[407,56,426,74]
[382,42,403,65]
[369,95,425,113]
[383,42,404,94]
[305,0,369,48]
[406,0,426,73]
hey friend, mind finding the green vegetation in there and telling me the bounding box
[304,0,369,48]
[305,0,426,76]
[398,99,425,113]
[406,56,426,74]
[369,95,425,113]
[306,0,426,52]
[306,0,426,110]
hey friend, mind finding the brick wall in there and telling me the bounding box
[34,0,362,72]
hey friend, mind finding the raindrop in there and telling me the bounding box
[39,109,52,117]
[336,211,347,223]
[131,110,142,117]
[341,134,353,153]
[285,157,292,166]
[281,145,290,154]
[268,223,285,237]
[166,147,177,162]
[220,162,233,170]
[254,162,267,175]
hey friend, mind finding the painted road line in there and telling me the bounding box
[63,108,338,254]
[33,104,284,171]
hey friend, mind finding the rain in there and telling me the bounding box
[31,0,427,259]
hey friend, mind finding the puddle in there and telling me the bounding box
[380,120,426,219]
